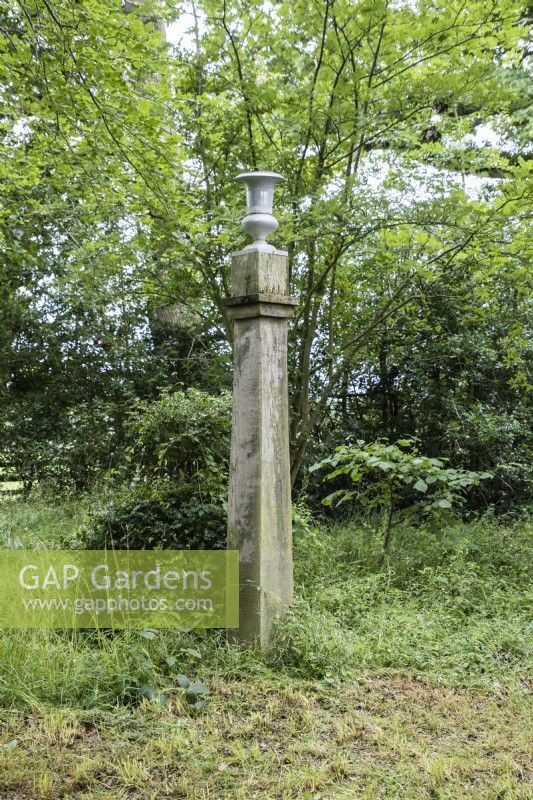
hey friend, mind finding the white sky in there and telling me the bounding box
[166,11,198,48]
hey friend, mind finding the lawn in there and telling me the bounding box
[0,497,531,799]
[0,678,531,799]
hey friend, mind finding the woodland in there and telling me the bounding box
[0,1,532,798]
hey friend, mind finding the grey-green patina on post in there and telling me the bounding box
[226,172,296,648]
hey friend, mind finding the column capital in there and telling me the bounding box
[224,293,297,320]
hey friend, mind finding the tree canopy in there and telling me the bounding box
[1,0,531,507]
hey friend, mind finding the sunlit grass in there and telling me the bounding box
[0,679,531,799]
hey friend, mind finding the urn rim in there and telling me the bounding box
[235,171,284,183]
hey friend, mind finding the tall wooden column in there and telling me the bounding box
[226,173,296,648]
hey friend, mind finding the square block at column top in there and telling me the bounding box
[231,249,289,297]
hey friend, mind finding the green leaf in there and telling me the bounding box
[414,479,428,492]
[187,681,210,696]
[185,681,210,706]
[188,699,207,712]
[181,648,202,660]
[140,684,169,708]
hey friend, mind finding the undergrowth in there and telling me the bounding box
[0,497,530,708]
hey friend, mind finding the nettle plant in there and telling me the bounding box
[311,439,491,564]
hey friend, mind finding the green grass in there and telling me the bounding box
[0,497,531,798]
[274,516,532,688]
[0,679,531,799]
[0,495,91,549]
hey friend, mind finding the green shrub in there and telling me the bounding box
[312,438,490,562]
[83,477,227,550]
[292,500,315,539]
[84,389,231,550]
[1,400,123,495]
[120,389,232,483]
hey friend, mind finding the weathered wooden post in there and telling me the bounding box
[226,171,296,648]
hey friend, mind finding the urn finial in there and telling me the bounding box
[235,171,284,252]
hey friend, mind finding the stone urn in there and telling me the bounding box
[235,171,284,251]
